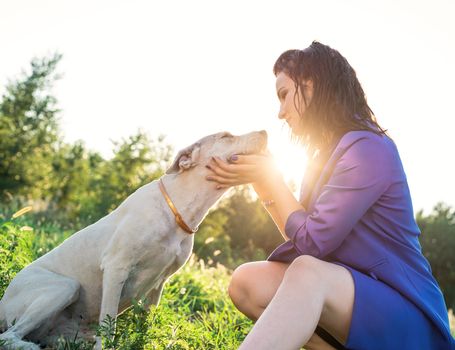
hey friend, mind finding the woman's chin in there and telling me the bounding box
[290,126,304,137]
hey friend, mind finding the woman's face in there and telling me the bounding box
[275,72,313,135]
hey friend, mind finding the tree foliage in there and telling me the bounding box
[417,203,455,310]
[216,187,283,265]
[0,54,62,198]
[0,54,173,227]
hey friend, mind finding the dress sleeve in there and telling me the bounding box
[285,136,392,258]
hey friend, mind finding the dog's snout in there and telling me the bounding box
[257,130,268,151]
[259,130,268,143]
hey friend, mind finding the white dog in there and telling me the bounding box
[0,130,267,350]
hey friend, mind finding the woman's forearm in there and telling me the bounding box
[205,154,304,240]
[263,203,288,240]
[253,179,304,241]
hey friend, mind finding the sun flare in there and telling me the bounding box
[268,136,308,198]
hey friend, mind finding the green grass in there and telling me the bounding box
[0,220,35,296]
[90,256,253,350]
[0,216,254,349]
[1,212,454,349]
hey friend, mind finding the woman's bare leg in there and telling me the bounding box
[228,255,354,350]
[228,260,289,322]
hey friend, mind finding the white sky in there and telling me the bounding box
[1,0,454,215]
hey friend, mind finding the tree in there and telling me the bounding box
[0,55,173,227]
[0,54,62,200]
[417,203,455,310]
[218,187,283,266]
[84,131,173,222]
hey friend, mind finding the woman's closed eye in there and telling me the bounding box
[278,89,287,101]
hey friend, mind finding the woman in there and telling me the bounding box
[206,41,454,349]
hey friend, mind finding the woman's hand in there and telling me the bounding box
[205,150,282,190]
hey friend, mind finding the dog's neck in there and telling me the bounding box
[159,170,227,233]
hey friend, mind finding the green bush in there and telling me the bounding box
[418,203,455,310]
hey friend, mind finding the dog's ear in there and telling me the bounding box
[166,143,201,174]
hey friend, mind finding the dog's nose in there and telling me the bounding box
[259,130,268,142]
[258,130,268,149]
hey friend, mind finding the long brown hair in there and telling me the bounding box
[273,41,387,156]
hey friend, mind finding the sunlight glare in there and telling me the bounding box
[268,133,307,199]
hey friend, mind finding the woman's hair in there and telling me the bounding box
[273,41,387,155]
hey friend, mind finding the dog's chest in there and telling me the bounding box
[121,234,194,299]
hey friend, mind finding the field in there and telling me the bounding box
[1,212,454,349]
[0,215,254,350]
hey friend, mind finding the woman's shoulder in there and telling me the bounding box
[336,130,396,154]
[331,130,399,171]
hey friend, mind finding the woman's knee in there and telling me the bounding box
[228,263,252,305]
[284,255,322,281]
[228,260,288,311]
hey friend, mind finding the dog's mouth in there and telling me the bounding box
[236,150,263,157]
[230,147,267,160]
[248,132,268,155]
[237,151,253,156]
[227,151,249,162]
[228,130,268,160]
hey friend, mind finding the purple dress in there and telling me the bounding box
[267,131,455,349]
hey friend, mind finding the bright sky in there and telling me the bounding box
[1,0,454,215]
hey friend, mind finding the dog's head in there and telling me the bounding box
[166,130,268,174]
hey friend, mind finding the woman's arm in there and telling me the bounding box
[281,136,393,258]
[208,134,394,259]
[207,154,303,241]
[252,181,288,236]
